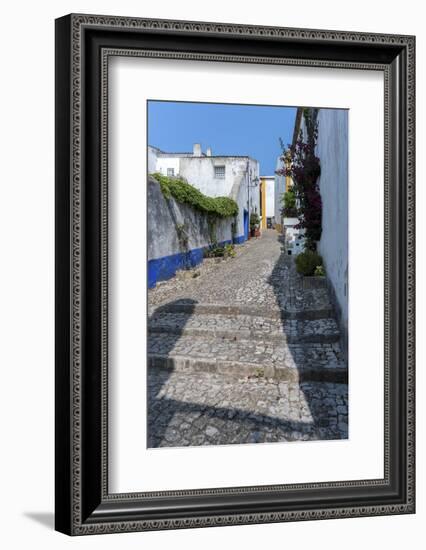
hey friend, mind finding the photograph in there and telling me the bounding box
[147,100,349,448]
[51,9,415,538]
[0,0,418,542]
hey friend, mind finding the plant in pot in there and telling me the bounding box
[281,188,298,219]
[295,249,323,276]
[250,212,260,237]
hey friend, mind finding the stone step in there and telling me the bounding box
[147,334,347,383]
[148,312,340,344]
[148,301,334,321]
[148,370,349,448]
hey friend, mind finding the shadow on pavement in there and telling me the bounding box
[268,233,348,439]
[147,232,348,448]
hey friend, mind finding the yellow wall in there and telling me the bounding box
[274,160,292,234]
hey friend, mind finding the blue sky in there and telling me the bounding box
[148,101,297,175]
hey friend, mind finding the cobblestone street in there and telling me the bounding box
[147,230,348,448]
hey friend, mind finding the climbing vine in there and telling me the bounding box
[231,218,237,243]
[277,108,322,250]
[152,173,239,218]
[207,216,218,246]
[175,223,189,249]
[175,222,191,269]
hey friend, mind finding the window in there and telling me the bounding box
[167,167,175,177]
[214,165,225,179]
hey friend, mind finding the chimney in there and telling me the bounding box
[193,143,202,157]
[206,147,212,157]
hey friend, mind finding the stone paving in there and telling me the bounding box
[148,231,332,314]
[148,334,347,382]
[147,230,348,448]
[147,371,348,447]
[149,311,340,342]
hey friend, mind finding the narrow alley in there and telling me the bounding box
[147,230,348,447]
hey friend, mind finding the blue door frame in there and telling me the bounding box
[243,209,249,241]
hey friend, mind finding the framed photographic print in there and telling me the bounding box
[55,14,415,535]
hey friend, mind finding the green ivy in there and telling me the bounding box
[152,173,239,218]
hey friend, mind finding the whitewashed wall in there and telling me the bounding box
[147,145,160,173]
[148,176,233,260]
[154,156,180,177]
[316,109,349,342]
[179,156,259,200]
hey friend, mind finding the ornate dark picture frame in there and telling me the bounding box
[55,13,415,535]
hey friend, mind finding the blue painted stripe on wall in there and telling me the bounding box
[148,236,245,288]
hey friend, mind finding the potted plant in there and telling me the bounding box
[250,212,260,237]
[281,188,299,221]
[295,249,327,289]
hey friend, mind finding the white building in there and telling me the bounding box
[259,176,275,229]
[148,144,261,242]
[315,109,348,352]
[294,107,349,352]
